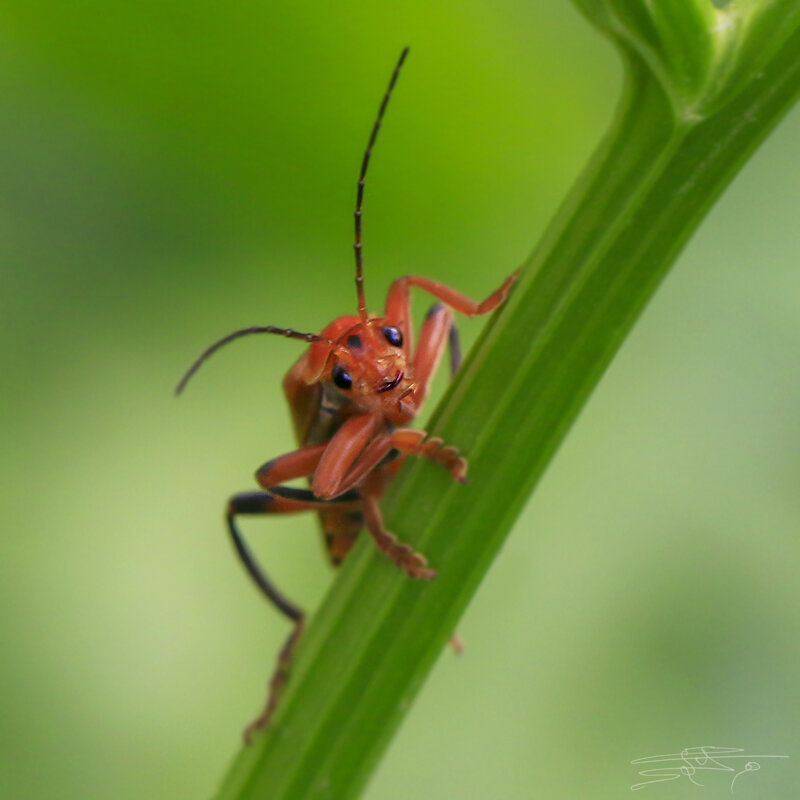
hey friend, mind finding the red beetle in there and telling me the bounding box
[177,47,517,740]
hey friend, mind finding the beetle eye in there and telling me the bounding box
[331,365,352,390]
[382,326,403,347]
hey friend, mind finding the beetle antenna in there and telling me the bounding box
[175,326,332,395]
[354,46,409,322]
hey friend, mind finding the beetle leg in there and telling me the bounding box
[324,446,436,579]
[228,492,304,617]
[311,414,386,499]
[449,634,464,654]
[227,483,360,742]
[316,420,467,494]
[243,615,304,744]
[408,302,458,411]
[361,492,436,579]
[256,442,326,496]
[226,489,360,610]
[383,274,415,358]
[299,419,434,577]
[254,441,364,508]
[384,269,518,324]
[389,428,468,483]
[448,318,462,376]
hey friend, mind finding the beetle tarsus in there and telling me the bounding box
[392,534,436,580]
[243,618,305,743]
[390,429,469,482]
[373,528,436,580]
[361,494,436,579]
[449,633,464,654]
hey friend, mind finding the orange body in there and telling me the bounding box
[176,47,517,740]
[281,275,516,565]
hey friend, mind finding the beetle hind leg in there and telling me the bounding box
[241,617,304,743]
[226,488,358,741]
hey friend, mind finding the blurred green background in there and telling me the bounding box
[1,1,798,798]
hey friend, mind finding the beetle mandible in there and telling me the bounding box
[177,47,517,741]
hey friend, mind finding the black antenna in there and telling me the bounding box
[175,326,330,395]
[354,46,410,321]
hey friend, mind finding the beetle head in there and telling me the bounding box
[175,49,413,406]
[306,316,414,424]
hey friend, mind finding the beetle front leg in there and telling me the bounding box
[385,270,518,324]
[256,442,327,499]
[408,302,460,411]
[389,428,468,482]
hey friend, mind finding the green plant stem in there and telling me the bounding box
[215,11,800,800]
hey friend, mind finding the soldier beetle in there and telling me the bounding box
[177,47,517,741]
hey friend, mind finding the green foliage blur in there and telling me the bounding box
[1,1,798,798]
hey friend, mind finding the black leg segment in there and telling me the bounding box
[226,491,303,622]
[448,321,462,376]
